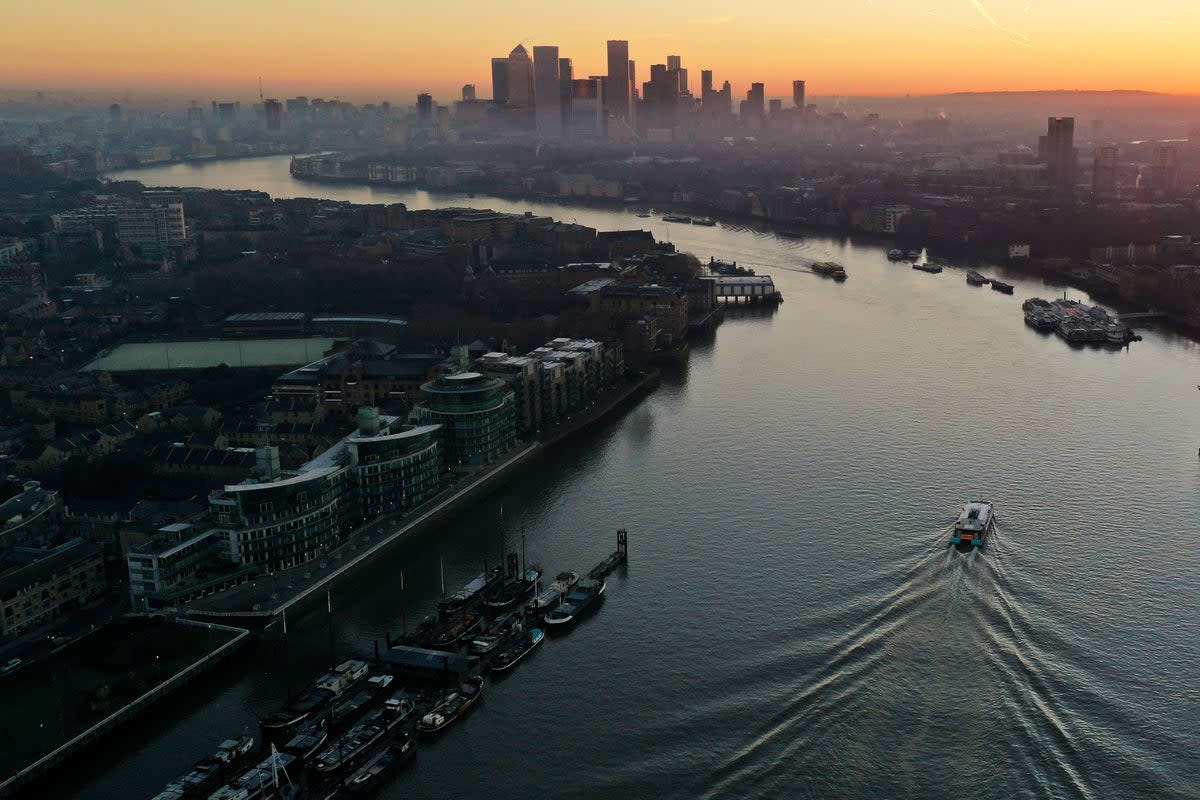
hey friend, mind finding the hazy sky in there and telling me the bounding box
[4,0,1197,101]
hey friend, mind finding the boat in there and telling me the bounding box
[438,568,505,614]
[544,577,606,628]
[216,751,296,800]
[280,727,329,769]
[489,627,545,673]
[394,615,438,648]
[1106,324,1130,345]
[635,211,651,218]
[383,691,416,721]
[344,732,416,794]
[691,217,716,226]
[887,249,906,261]
[151,734,257,800]
[213,735,256,766]
[949,501,995,551]
[662,214,692,223]
[912,263,942,274]
[416,676,484,735]
[431,609,484,649]
[966,270,989,286]
[811,261,848,281]
[469,631,507,655]
[990,280,1014,294]
[260,685,335,742]
[310,710,398,774]
[528,570,580,612]
[482,568,541,610]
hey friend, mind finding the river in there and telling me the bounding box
[60,155,1200,799]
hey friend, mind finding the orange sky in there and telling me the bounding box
[4,0,1199,102]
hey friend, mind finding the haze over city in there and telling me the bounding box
[5,0,1200,99]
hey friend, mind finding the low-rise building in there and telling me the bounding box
[0,482,62,550]
[0,538,105,638]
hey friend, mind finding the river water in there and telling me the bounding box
[64,156,1200,799]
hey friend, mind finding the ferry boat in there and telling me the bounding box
[912,263,943,274]
[811,261,848,281]
[990,280,1014,294]
[662,214,692,223]
[345,733,416,795]
[691,216,716,226]
[416,676,484,735]
[950,501,995,550]
[529,570,580,613]
[966,270,989,286]
[489,627,545,673]
[438,568,505,614]
[544,577,606,628]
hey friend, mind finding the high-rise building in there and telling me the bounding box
[506,44,534,107]
[569,78,605,138]
[1150,145,1179,197]
[1045,117,1077,191]
[769,99,783,115]
[701,70,713,100]
[263,98,283,132]
[605,40,632,128]
[792,80,806,110]
[1092,145,1118,195]
[533,45,563,139]
[559,57,574,122]
[666,55,687,95]
[462,84,476,102]
[491,57,510,105]
[416,93,433,120]
[741,83,765,120]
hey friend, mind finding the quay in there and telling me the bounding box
[184,370,657,624]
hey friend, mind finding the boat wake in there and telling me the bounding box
[692,524,1187,800]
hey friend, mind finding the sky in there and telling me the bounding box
[3,0,1198,102]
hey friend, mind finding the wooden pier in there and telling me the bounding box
[588,528,629,580]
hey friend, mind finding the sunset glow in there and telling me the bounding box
[5,0,1200,100]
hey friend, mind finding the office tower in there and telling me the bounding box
[606,40,631,126]
[263,98,283,132]
[559,58,574,122]
[569,78,605,138]
[506,44,534,107]
[741,83,765,119]
[1092,145,1118,194]
[666,55,687,95]
[1045,117,1076,191]
[1151,145,1179,196]
[416,93,433,120]
[792,80,805,109]
[491,57,510,105]
[701,70,713,100]
[533,46,563,139]
[462,84,476,102]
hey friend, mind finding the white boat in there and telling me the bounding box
[950,501,995,550]
[528,570,580,612]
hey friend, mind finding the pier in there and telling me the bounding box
[701,275,783,304]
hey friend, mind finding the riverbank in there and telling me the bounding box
[184,370,660,624]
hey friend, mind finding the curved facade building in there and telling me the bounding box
[415,372,517,465]
[347,424,442,517]
[210,466,349,571]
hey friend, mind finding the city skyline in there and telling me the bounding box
[4,0,1200,100]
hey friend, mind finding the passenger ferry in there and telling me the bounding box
[950,501,995,550]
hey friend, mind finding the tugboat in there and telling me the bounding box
[966,270,989,286]
[950,501,996,551]
[489,627,545,673]
[990,280,1014,294]
[544,577,606,628]
[811,261,848,281]
[344,732,416,794]
[416,676,484,735]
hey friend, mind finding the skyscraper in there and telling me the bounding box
[263,98,283,132]
[491,57,510,105]
[506,44,534,107]
[1045,117,1076,191]
[1150,145,1179,197]
[1092,145,1118,195]
[741,83,765,119]
[792,80,806,110]
[666,55,687,95]
[533,46,563,139]
[569,78,604,138]
[700,70,713,99]
[605,40,631,129]
[416,93,433,120]
[462,84,476,102]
